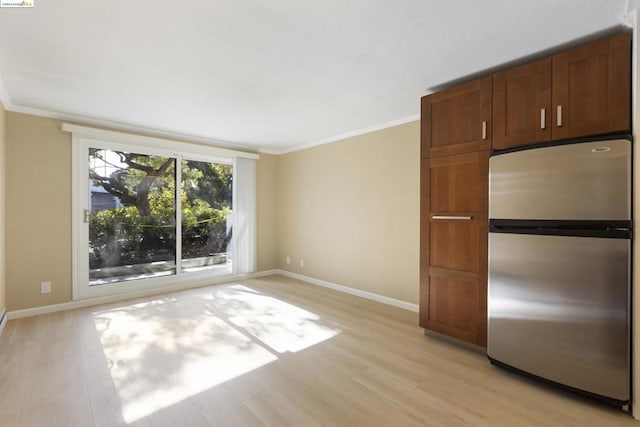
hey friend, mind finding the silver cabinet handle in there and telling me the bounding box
[432,215,473,220]
[556,105,563,127]
[540,108,546,129]
[481,121,487,140]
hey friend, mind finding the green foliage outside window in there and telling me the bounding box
[89,150,232,269]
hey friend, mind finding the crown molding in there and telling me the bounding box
[3,100,419,156]
[274,113,420,155]
[62,123,259,160]
[257,147,283,155]
[4,102,261,153]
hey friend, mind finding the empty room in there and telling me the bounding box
[1,1,640,425]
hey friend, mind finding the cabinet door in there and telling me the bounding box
[552,32,630,139]
[493,58,552,149]
[420,151,488,346]
[421,76,492,158]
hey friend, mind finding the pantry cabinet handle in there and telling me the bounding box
[481,121,487,140]
[556,105,563,127]
[432,215,473,221]
[540,108,546,129]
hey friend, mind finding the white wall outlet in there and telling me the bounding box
[286,256,291,265]
[299,259,304,268]
[40,281,51,294]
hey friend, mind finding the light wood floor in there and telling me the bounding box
[0,274,636,426]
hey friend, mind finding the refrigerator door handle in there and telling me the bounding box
[489,223,632,239]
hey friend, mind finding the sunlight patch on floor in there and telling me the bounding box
[213,284,341,353]
[91,283,340,423]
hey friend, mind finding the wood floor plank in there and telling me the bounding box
[0,274,636,426]
[190,383,266,427]
[244,387,321,427]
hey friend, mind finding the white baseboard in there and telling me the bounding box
[0,309,7,336]
[8,269,281,320]
[6,268,416,319]
[273,269,419,313]
[250,269,281,278]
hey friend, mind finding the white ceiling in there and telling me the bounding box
[0,0,631,153]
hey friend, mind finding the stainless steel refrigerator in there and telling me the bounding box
[487,135,631,405]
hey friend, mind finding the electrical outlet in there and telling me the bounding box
[300,259,304,268]
[40,281,51,294]
[286,256,291,265]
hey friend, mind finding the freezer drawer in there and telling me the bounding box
[488,233,630,401]
[489,138,630,221]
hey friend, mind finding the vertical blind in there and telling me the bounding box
[233,156,257,274]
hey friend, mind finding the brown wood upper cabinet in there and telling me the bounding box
[421,76,492,158]
[552,32,630,140]
[493,32,630,149]
[493,58,552,149]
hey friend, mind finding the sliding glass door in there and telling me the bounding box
[88,148,177,285]
[75,137,235,299]
[180,159,233,275]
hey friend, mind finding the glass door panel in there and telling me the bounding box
[88,148,176,285]
[181,159,233,274]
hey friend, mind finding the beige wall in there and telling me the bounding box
[0,101,6,315]
[257,153,278,271]
[5,112,278,311]
[4,111,414,310]
[276,121,420,304]
[6,113,73,310]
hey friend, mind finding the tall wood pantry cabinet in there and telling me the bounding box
[419,31,631,348]
[420,76,491,347]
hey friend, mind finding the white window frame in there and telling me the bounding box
[66,124,258,300]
